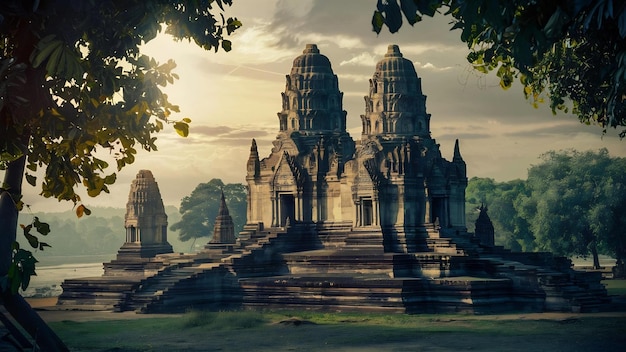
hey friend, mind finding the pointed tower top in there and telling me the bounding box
[385,44,402,58]
[453,139,463,162]
[208,190,236,246]
[218,190,230,217]
[247,138,261,177]
[303,43,320,54]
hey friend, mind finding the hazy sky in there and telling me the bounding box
[16,0,626,211]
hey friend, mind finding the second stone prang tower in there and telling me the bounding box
[246,44,467,253]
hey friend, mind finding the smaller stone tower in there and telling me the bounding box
[474,204,495,247]
[206,191,236,249]
[120,170,173,257]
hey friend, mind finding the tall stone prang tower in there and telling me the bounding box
[246,44,467,254]
[118,170,173,258]
[246,44,355,227]
[346,44,467,252]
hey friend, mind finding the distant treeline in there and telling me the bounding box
[16,206,187,261]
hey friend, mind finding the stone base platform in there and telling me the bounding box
[56,276,142,311]
[239,274,524,314]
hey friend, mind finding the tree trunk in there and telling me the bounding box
[0,156,69,351]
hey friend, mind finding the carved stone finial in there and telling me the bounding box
[385,44,402,58]
[304,43,319,54]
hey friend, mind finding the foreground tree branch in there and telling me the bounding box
[372,0,626,137]
[0,1,241,349]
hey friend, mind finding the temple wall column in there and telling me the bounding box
[373,195,380,226]
[271,194,278,227]
[297,191,303,222]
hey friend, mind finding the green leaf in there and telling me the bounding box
[104,173,117,185]
[174,121,189,137]
[24,232,39,249]
[30,36,63,68]
[25,174,37,187]
[372,11,385,34]
[221,39,232,52]
[33,217,51,236]
[399,0,419,25]
[45,43,64,76]
[383,0,403,33]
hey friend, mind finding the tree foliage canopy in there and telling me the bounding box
[466,149,626,269]
[518,149,626,267]
[465,177,532,251]
[372,0,626,137]
[0,0,241,203]
[0,3,240,349]
[170,179,246,243]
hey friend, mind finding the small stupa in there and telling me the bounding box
[474,204,495,247]
[205,191,236,250]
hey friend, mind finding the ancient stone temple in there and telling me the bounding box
[57,170,176,309]
[246,44,466,252]
[57,44,608,314]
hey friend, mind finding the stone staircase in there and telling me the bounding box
[116,223,317,313]
[235,223,609,314]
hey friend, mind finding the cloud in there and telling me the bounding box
[226,25,300,64]
[505,121,614,139]
[340,52,378,67]
[437,132,492,140]
[193,125,234,136]
[183,124,274,146]
[416,62,453,71]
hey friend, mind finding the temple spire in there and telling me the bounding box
[247,139,260,178]
[218,191,229,216]
[209,190,236,245]
[453,139,463,162]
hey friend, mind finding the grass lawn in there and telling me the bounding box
[41,279,626,351]
[49,309,626,352]
[604,278,626,296]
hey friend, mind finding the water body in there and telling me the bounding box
[22,255,113,298]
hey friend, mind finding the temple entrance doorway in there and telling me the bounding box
[431,197,447,227]
[362,198,373,226]
[279,193,295,226]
